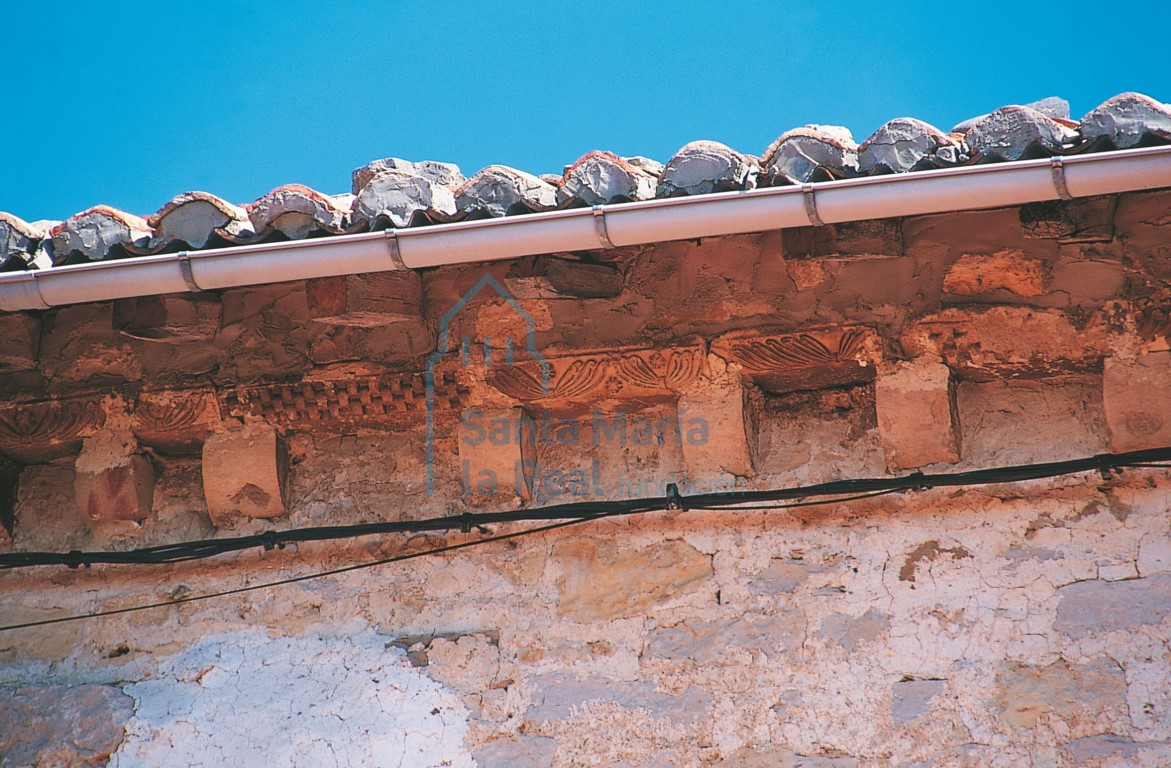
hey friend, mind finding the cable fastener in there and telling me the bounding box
[1094,453,1121,481]
[665,483,686,511]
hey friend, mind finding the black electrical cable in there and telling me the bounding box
[1,448,1169,633]
[0,514,616,633]
[0,489,898,632]
[1,446,1169,571]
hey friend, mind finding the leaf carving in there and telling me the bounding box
[664,349,703,389]
[490,366,550,401]
[617,355,663,390]
[136,396,206,433]
[0,400,104,446]
[732,335,836,370]
[553,359,605,399]
[836,327,866,360]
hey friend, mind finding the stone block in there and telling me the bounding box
[715,748,857,767]
[679,379,754,480]
[306,271,423,327]
[0,684,134,767]
[1055,574,1171,639]
[554,538,712,622]
[1019,196,1116,242]
[458,407,534,503]
[646,611,806,662]
[113,293,221,341]
[474,736,558,768]
[544,258,623,298]
[0,312,39,371]
[820,608,890,651]
[875,359,960,470]
[0,453,15,542]
[891,679,947,725]
[1061,734,1171,765]
[202,424,288,525]
[524,673,711,725]
[1103,353,1171,452]
[902,306,1110,378]
[781,218,903,260]
[73,430,154,535]
[994,658,1126,729]
[942,250,1046,297]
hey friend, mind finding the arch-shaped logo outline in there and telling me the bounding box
[425,273,550,495]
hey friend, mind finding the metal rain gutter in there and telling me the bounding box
[2,145,1170,312]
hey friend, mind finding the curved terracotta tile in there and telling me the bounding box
[953,96,1070,134]
[352,169,458,229]
[50,205,153,263]
[138,191,255,252]
[965,106,1076,162]
[559,151,658,205]
[761,126,858,184]
[858,118,968,174]
[658,141,758,197]
[246,184,351,239]
[455,166,558,218]
[1079,92,1171,149]
[0,212,52,270]
[351,158,465,196]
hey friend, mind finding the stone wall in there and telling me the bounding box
[1,191,1171,766]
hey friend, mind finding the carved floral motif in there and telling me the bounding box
[0,399,105,450]
[135,394,208,434]
[489,347,705,402]
[720,327,867,372]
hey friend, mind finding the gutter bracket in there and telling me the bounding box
[177,252,203,292]
[802,184,825,227]
[592,206,615,249]
[1050,157,1074,201]
[385,230,408,271]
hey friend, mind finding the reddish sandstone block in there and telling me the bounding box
[306,272,423,327]
[1104,354,1171,452]
[202,425,288,525]
[458,407,534,503]
[679,380,754,480]
[73,430,154,535]
[0,313,39,371]
[875,359,960,470]
[942,250,1046,297]
[113,294,221,341]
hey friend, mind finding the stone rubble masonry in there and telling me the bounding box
[201,423,288,525]
[874,358,960,470]
[1103,352,1171,452]
[72,428,155,537]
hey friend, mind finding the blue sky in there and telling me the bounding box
[2,1,1168,223]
